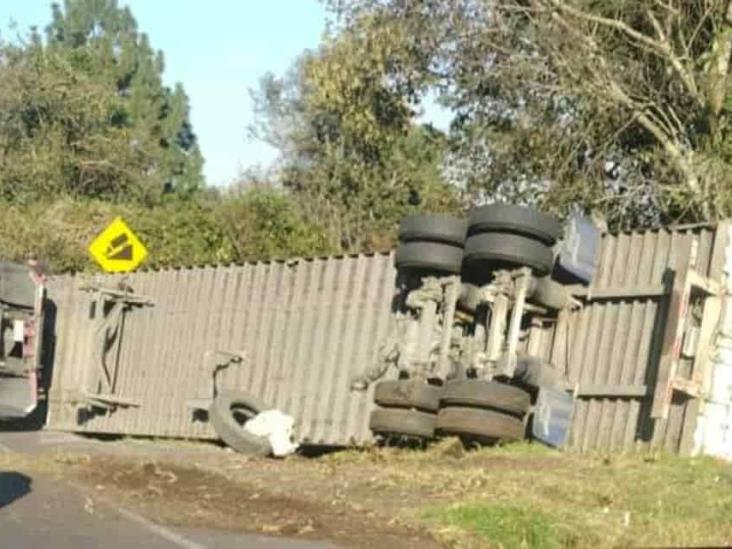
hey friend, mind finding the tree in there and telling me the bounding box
[324,0,732,228]
[216,184,333,261]
[521,0,732,223]
[250,14,460,252]
[46,0,204,198]
[0,0,203,204]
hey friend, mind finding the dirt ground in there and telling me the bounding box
[4,436,732,548]
[2,438,548,547]
[72,454,437,548]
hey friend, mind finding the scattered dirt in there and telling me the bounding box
[8,435,729,548]
[4,437,535,547]
[26,438,569,547]
[67,453,441,549]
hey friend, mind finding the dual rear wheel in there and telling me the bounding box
[369,380,441,439]
[395,205,562,276]
[369,379,531,445]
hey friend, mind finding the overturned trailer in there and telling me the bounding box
[11,218,732,457]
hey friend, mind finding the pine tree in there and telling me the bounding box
[0,0,203,204]
[42,0,204,199]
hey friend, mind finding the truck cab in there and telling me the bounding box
[0,261,45,420]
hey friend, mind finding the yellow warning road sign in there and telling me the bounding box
[88,217,148,272]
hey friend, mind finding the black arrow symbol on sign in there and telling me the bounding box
[105,233,133,261]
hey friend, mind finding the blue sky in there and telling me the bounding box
[3,0,328,186]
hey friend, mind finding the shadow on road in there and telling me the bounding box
[0,472,32,508]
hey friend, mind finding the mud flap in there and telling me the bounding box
[554,214,600,285]
[531,386,575,448]
[0,375,37,420]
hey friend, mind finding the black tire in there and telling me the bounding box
[440,380,531,417]
[208,391,272,456]
[399,214,468,246]
[373,380,442,412]
[468,204,562,245]
[369,408,436,438]
[395,241,463,274]
[436,406,526,442]
[464,233,554,275]
[530,276,571,310]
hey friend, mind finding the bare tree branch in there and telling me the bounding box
[543,0,704,106]
[646,9,702,104]
[706,0,732,133]
[543,4,703,201]
[653,0,680,17]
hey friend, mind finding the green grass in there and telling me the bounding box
[425,502,565,548]
[411,444,732,548]
[322,440,732,547]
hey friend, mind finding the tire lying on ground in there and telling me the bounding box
[463,232,554,275]
[436,406,525,442]
[468,204,563,245]
[369,408,436,438]
[399,214,468,246]
[440,380,531,417]
[373,380,442,412]
[395,241,463,273]
[208,390,272,456]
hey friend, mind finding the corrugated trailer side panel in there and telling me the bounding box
[45,254,394,445]
[44,225,726,452]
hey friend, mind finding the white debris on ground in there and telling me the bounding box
[244,410,298,457]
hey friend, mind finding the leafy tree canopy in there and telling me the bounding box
[320,0,732,229]
[0,0,203,204]
[250,13,460,252]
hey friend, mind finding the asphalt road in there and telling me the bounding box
[0,431,335,549]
